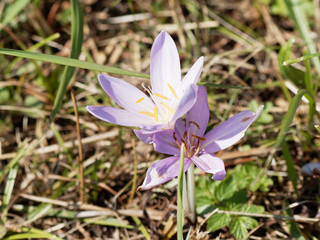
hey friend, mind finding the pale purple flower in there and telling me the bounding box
[87,31,204,141]
[138,87,263,190]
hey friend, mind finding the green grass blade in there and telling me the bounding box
[304,53,314,96]
[49,0,83,122]
[0,0,32,27]
[278,38,301,100]
[198,82,250,89]
[131,216,151,239]
[83,217,135,229]
[282,141,298,193]
[3,227,63,240]
[284,0,320,75]
[0,48,150,78]
[283,52,320,66]
[274,89,314,148]
[0,140,38,184]
[5,33,60,74]
[177,144,185,240]
[1,162,19,224]
[284,206,307,240]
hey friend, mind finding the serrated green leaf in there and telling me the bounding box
[228,191,247,204]
[207,213,231,232]
[241,204,265,214]
[214,176,237,202]
[230,216,258,240]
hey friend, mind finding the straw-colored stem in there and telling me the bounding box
[71,89,84,203]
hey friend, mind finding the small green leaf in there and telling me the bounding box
[214,176,237,202]
[207,213,231,232]
[230,217,258,240]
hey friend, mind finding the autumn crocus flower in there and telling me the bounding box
[138,87,263,190]
[87,31,204,142]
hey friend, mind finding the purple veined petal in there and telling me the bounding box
[170,84,198,124]
[134,129,154,144]
[137,157,192,191]
[201,105,264,153]
[191,153,226,180]
[174,118,186,140]
[134,125,169,144]
[186,86,209,138]
[87,106,155,127]
[98,74,154,113]
[181,56,204,90]
[153,129,180,155]
[150,31,182,98]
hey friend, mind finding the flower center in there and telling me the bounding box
[136,83,179,123]
[173,121,206,158]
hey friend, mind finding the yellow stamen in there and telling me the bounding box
[139,111,154,118]
[161,102,175,114]
[154,92,168,100]
[167,83,178,99]
[154,105,158,121]
[136,97,144,103]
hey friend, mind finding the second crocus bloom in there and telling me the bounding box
[87,31,204,142]
[138,87,263,190]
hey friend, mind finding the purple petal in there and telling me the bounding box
[181,56,204,89]
[150,31,181,97]
[153,129,180,155]
[87,106,154,127]
[186,86,209,138]
[137,157,192,191]
[98,74,154,113]
[134,129,154,144]
[201,105,264,153]
[174,118,186,140]
[134,125,168,144]
[191,153,226,180]
[171,84,198,124]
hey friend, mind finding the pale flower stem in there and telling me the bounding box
[182,173,190,214]
[187,162,196,224]
[182,162,196,224]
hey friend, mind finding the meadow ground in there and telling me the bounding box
[0,0,319,239]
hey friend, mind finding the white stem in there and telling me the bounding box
[182,173,190,214]
[187,162,196,224]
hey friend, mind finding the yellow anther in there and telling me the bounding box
[161,102,175,114]
[154,92,168,100]
[154,105,158,121]
[167,83,179,99]
[139,111,154,118]
[136,97,144,103]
